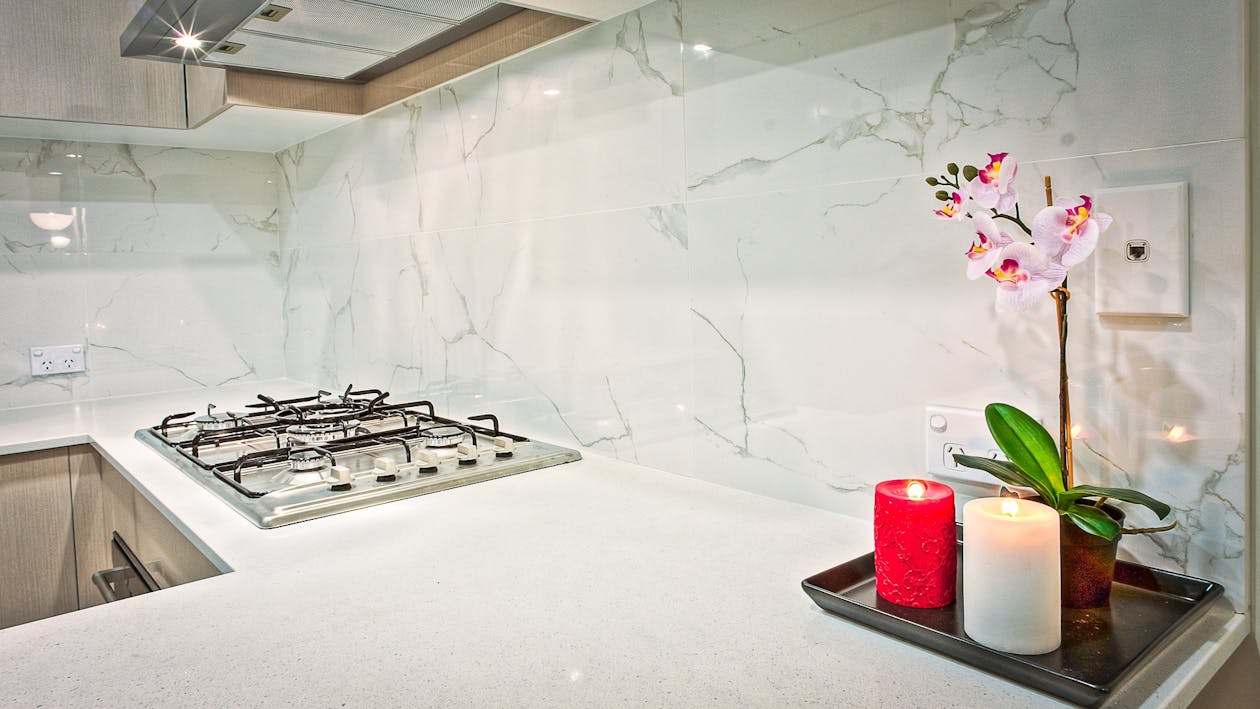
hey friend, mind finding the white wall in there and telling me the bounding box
[278,0,1244,608]
[0,138,285,407]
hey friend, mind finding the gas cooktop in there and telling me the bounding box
[136,386,581,528]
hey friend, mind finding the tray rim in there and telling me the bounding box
[801,527,1224,707]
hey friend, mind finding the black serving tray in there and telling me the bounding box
[802,525,1222,707]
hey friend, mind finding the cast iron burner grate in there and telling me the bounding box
[136,386,582,528]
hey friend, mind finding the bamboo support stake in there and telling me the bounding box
[1044,174,1075,489]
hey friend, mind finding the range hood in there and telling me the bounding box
[121,0,530,81]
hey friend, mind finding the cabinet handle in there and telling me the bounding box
[90,566,130,603]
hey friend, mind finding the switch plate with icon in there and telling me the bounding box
[1094,182,1189,317]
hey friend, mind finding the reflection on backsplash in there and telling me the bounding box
[0,137,285,408]
[276,0,1247,607]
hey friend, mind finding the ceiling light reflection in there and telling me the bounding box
[29,212,75,231]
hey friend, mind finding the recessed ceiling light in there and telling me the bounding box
[173,34,203,50]
[542,88,560,97]
[693,43,713,52]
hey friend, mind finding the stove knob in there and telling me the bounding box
[492,436,514,458]
[457,442,478,466]
[329,465,353,491]
[414,449,439,474]
[373,457,397,482]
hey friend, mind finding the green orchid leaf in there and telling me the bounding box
[952,454,1056,505]
[985,403,1066,495]
[1065,504,1121,541]
[1062,485,1172,520]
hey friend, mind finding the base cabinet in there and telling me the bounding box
[0,449,77,628]
[1,445,221,629]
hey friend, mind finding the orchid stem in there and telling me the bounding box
[992,211,1033,236]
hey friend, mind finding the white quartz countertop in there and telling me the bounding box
[0,382,1246,707]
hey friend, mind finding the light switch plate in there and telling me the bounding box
[1094,182,1189,317]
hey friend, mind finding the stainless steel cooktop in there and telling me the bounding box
[136,386,581,528]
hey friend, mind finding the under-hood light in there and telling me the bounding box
[174,34,204,50]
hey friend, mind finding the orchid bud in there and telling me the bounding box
[934,190,950,201]
[962,165,979,182]
[946,163,959,175]
[925,177,939,186]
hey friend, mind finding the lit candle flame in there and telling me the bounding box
[1000,498,1019,517]
[906,480,926,499]
[1166,424,1187,442]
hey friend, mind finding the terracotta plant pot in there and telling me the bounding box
[1059,502,1126,609]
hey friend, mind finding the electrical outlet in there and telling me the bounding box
[926,405,1017,485]
[29,344,86,376]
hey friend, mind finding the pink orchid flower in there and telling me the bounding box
[985,242,1068,311]
[934,191,967,221]
[1032,195,1113,268]
[965,213,1014,280]
[968,152,1019,212]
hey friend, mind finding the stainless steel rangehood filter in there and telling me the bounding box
[121,0,524,80]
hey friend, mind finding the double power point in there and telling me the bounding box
[926,405,1018,485]
[29,344,87,376]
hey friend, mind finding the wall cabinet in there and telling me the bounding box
[0,445,221,630]
[0,0,187,128]
[0,1,588,151]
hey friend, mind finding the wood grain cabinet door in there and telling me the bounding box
[0,448,77,630]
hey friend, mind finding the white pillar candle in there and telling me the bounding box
[962,497,1061,655]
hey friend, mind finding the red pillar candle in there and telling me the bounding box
[873,479,957,608]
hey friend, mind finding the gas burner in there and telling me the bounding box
[276,404,365,425]
[193,404,246,432]
[419,425,466,448]
[287,448,330,485]
[138,386,582,528]
[286,420,360,446]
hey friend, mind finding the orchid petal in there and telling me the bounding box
[996,155,1018,193]
[1031,195,1106,268]
[1059,220,1099,268]
[1031,204,1068,257]
[985,243,1060,312]
[994,188,1019,213]
[968,178,998,210]
[965,213,1015,280]
[934,191,968,221]
[1093,210,1113,233]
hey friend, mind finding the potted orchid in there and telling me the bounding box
[927,153,1175,607]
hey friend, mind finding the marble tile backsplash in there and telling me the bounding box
[1,0,1245,609]
[0,138,284,408]
[278,0,1248,605]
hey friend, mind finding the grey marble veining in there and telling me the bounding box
[129,0,1255,609]
[0,137,285,409]
[0,1,1244,614]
